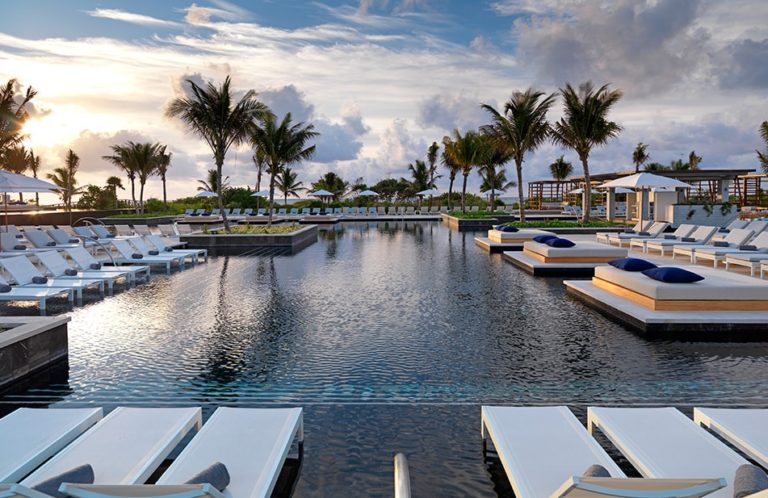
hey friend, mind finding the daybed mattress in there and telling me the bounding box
[487,229,554,243]
[594,265,768,301]
[524,241,628,259]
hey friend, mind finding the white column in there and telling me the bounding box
[606,188,616,221]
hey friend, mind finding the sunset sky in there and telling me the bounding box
[2,0,767,201]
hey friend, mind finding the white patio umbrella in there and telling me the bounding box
[0,171,59,250]
[195,191,217,198]
[600,172,691,222]
[250,190,270,210]
[416,188,441,196]
[357,190,379,197]
[310,189,334,204]
[568,188,584,195]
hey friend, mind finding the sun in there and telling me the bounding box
[22,116,74,148]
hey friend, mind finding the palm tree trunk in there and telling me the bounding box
[448,178,454,211]
[139,182,145,214]
[461,172,468,213]
[216,156,229,232]
[267,170,276,227]
[130,179,136,213]
[515,159,526,222]
[162,176,167,206]
[582,155,591,223]
[490,189,495,212]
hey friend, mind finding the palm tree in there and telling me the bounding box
[103,143,137,209]
[275,167,304,205]
[46,150,84,222]
[105,176,124,208]
[632,143,649,173]
[441,143,461,210]
[156,146,172,206]
[197,169,230,193]
[549,155,573,199]
[2,146,28,202]
[477,135,513,210]
[253,147,267,192]
[442,129,484,212]
[27,149,41,205]
[408,159,432,211]
[550,82,623,222]
[250,112,318,225]
[757,122,768,173]
[166,76,269,231]
[132,142,163,214]
[481,88,556,221]
[0,79,36,158]
[311,172,348,202]
[687,150,702,170]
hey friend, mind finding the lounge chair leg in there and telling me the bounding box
[39,298,45,315]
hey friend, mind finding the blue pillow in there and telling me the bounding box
[642,267,704,283]
[713,241,729,247]
[545,237,575,248]
[0,284,11,293]
[533,234,558,243]
[494,225,518,233]
[90,263,102,270]
[608,258,658,272]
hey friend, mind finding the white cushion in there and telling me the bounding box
[524,241,628,258]
[487,229,554,242]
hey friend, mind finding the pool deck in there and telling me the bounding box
[503,251,605,277]
[474,237,523,253]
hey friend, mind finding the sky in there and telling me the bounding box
[1,0,767,201]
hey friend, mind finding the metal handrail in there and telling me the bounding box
[72,216,105,228]
[393,453,411,498]
[70,218,118,267]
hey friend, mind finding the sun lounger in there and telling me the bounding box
[21,407,202,488]
[693,232,768,267]
[629,224,696,253]
[645,225,718,256]
[184,209,194,216]
[1,255,105,304]
[0,233,43,254]
[65,247,149,286]
[334,207,342,215]
[605,222,670,247]
[481,406,625,498]
[487,228,556,243]
[588,407,746,498]
[36,251,126,295]
[592,264,768,311]
[0,225,23,237]
[210,209,221,216]
[46,229,84,247]
[157,407,303,498]
[145,235,207,264]
[694,408,768,469]
[114,225,134,237]
[596,220,651,244]
[133,225,152,236]
[157,224,179,238]
[522,240,628,264]
[242,208,253,216]
[277,208,287,215]
[0,408,102,482]
[110,240,181,275]
[176,224,193,235]
[290,208,298,216]
[24,230,78,250]
[0,275,73,312]
[130,238,188,267]
[673,228,754,263]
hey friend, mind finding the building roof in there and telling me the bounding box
[569,168,755,183]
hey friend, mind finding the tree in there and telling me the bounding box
[250,112,318,225]
[442,129,484,212]
[426,141,441,209]
[687,150,702,170]
[408,159,432,210]
[550,82,623,222]
[477,135,513,210]
[2,146,28,201]
[198,169,230,193]
[253,147,267,192]
[0,79,36,159]
[103,143,137,209]
[441,143,461,210]
[27,149,41,205]
[481,88,556,221]
[632,142,649,173]
[77,184,118,210]
[549,155,573,199]
[46,149,84,219]
[757,122,768,173]
[371,177,410,203]
[105,176,124,208]
[275,167,304,204]
[156,146,172,206]
[311,172,348,201]
[133,142,162,214]
[166,76,269,231]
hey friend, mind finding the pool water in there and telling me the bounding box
[2,221,768,496]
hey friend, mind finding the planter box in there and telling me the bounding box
[181,224,318,255]
[0,316,70,390]
[100,215,180,226]
[667,204,738,228]
[441,214,517,231]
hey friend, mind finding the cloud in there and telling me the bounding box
[184,2,251,25]
[85,8,183,28]
[717,38,768,89]
[417,93,492,132]
[259,85,315,123]
[357,0,429,15]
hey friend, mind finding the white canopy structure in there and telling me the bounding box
[357,190,379,197]
[0,171,58,231]
[601,173,691,222]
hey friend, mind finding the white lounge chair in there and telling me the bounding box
[24,231,79,250]
[596,220,651,245]
[65,246,149,286]
[588,407,747,498]
[673,228,754,263]
[21,407,202,488]
[110,240,182,275]
[157,407,304,498]
[1,255,105,304]
[629,224,697,253]
[36,250,128,295]
[145,235,207,264]
[481,406,624,498]
[693,231,768,267]
[130,238,188,267]
[644,225,718,256]
[0,408,102,482]
[694,408,768,469]
[605,222,670,247]
[0,275,73,313]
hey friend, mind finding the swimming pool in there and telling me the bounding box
[2,221,768,496]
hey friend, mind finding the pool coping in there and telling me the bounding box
[0,316,70,389]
